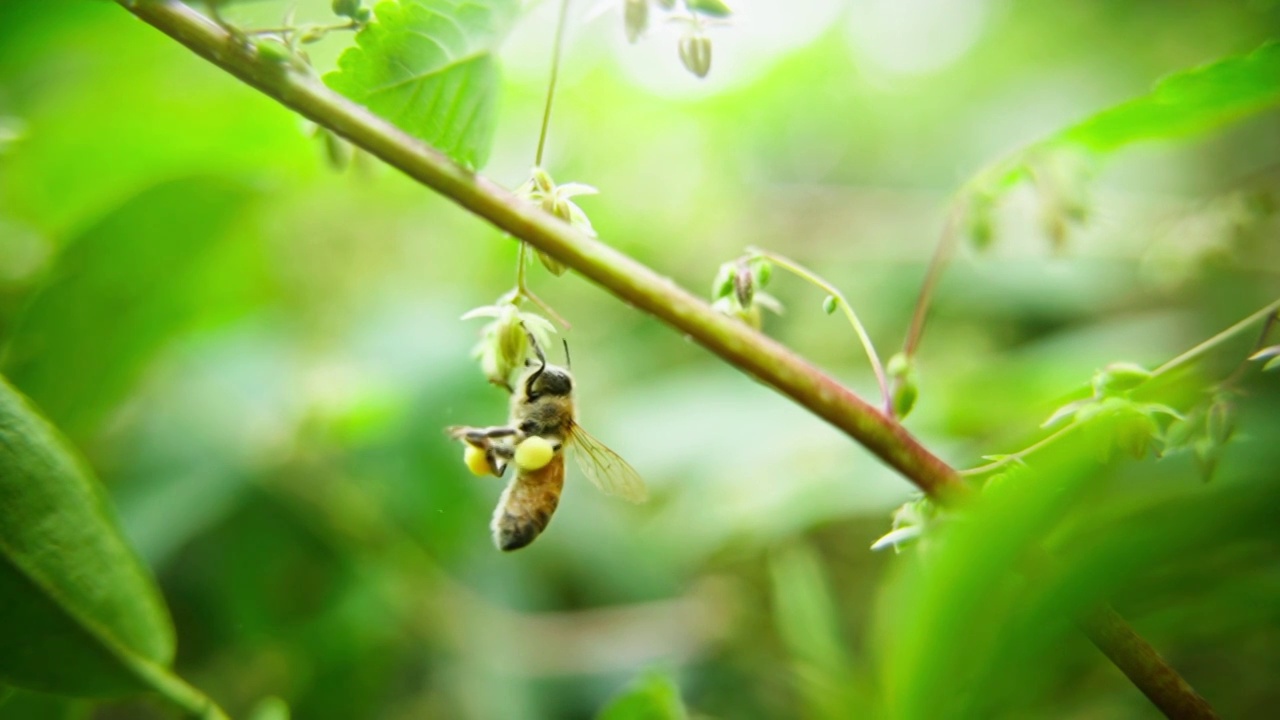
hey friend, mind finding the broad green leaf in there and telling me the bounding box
[872,419,1123,720]
[598,671,688,720]
[0,375,174,696]
[1055,41,1280,152]
[977,41,1280,194]
[1,177,258,439]
[323,0,521,170]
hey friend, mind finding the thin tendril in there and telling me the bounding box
[534,0,572,168]
[747,248,891,416]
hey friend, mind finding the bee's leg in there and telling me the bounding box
[460,425,518,445]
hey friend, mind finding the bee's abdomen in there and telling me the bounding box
[491,459,565,551]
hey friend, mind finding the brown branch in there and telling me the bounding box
[114,3,1218,718]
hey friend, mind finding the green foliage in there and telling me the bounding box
[323,0,520,170]
[1055,41,1280,152]
[1,178,259,438]
[0,375,174,696]
[598,672,688,720]
[770,543,870,718]
[4,2,1280,718]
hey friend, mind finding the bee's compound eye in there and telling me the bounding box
[514,436,556,471]
[464,445,492,476]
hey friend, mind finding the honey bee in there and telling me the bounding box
[448,334,647,551]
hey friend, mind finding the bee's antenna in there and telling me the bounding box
[562,339,571,370]
[524,325,547,395]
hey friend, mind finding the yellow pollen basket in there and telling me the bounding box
[514,436,555,470]
[463,445,492,476]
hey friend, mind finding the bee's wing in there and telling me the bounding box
[568,424,648,503]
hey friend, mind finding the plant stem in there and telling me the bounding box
[513,0,573,325]
[112,3,1220,717]
[960,423,1077,476]
[1152,298,1280,377]
[748,248,891,416]
[534,0,571,169]
[902,200,962,358]
[962,297,1280,476]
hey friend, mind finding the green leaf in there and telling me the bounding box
[323,0,521,170]
[1,177,258,439]
[0,375,174,696]
[598,671,688,720]
[1054,42,1280,152]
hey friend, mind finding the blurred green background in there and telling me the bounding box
[1,0,1278,718]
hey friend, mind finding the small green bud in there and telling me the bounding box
[822,295,838,315]
[885,352,918,418]
[624,0,648,43]
[892,372,918,419]
[678,33,712,78]
[1091,362,1152,397]
[749,257,772,287]
[551,197,573,223]
[531,166,555,194]
[332,0,361,18]
[688,0,732,17]
[537,250,568,276]
[1116,411,1158,459]
[733,263,754,308]
[318,127,352,171]
[885,351,912,379]
[1206,396,1235,447]
[298,24,328,44]
[712,262,735,299]
[355,7,372,23]
[254,37,293,64]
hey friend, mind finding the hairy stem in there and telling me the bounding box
[113,3,1218,718]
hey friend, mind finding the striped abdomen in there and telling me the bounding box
[491,455,565,551]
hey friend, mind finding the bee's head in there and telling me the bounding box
[521,359,572,400]
[520,327,573,400]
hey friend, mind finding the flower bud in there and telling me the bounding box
[712,262,735,299]
[537,250,568,276]
[254,37,293,64]
[298,24,328,44]
[332,0,361,18]
[749,257,772,287]
[1206,396,1235,446]
[1091,362,1152,397]
[688,0,732,17]
[678,33,712,78]
[733,263,754,308]
[624,0,648,43]
[531,166,555,194]
[822,295,838,315]
[886,352,919,419]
